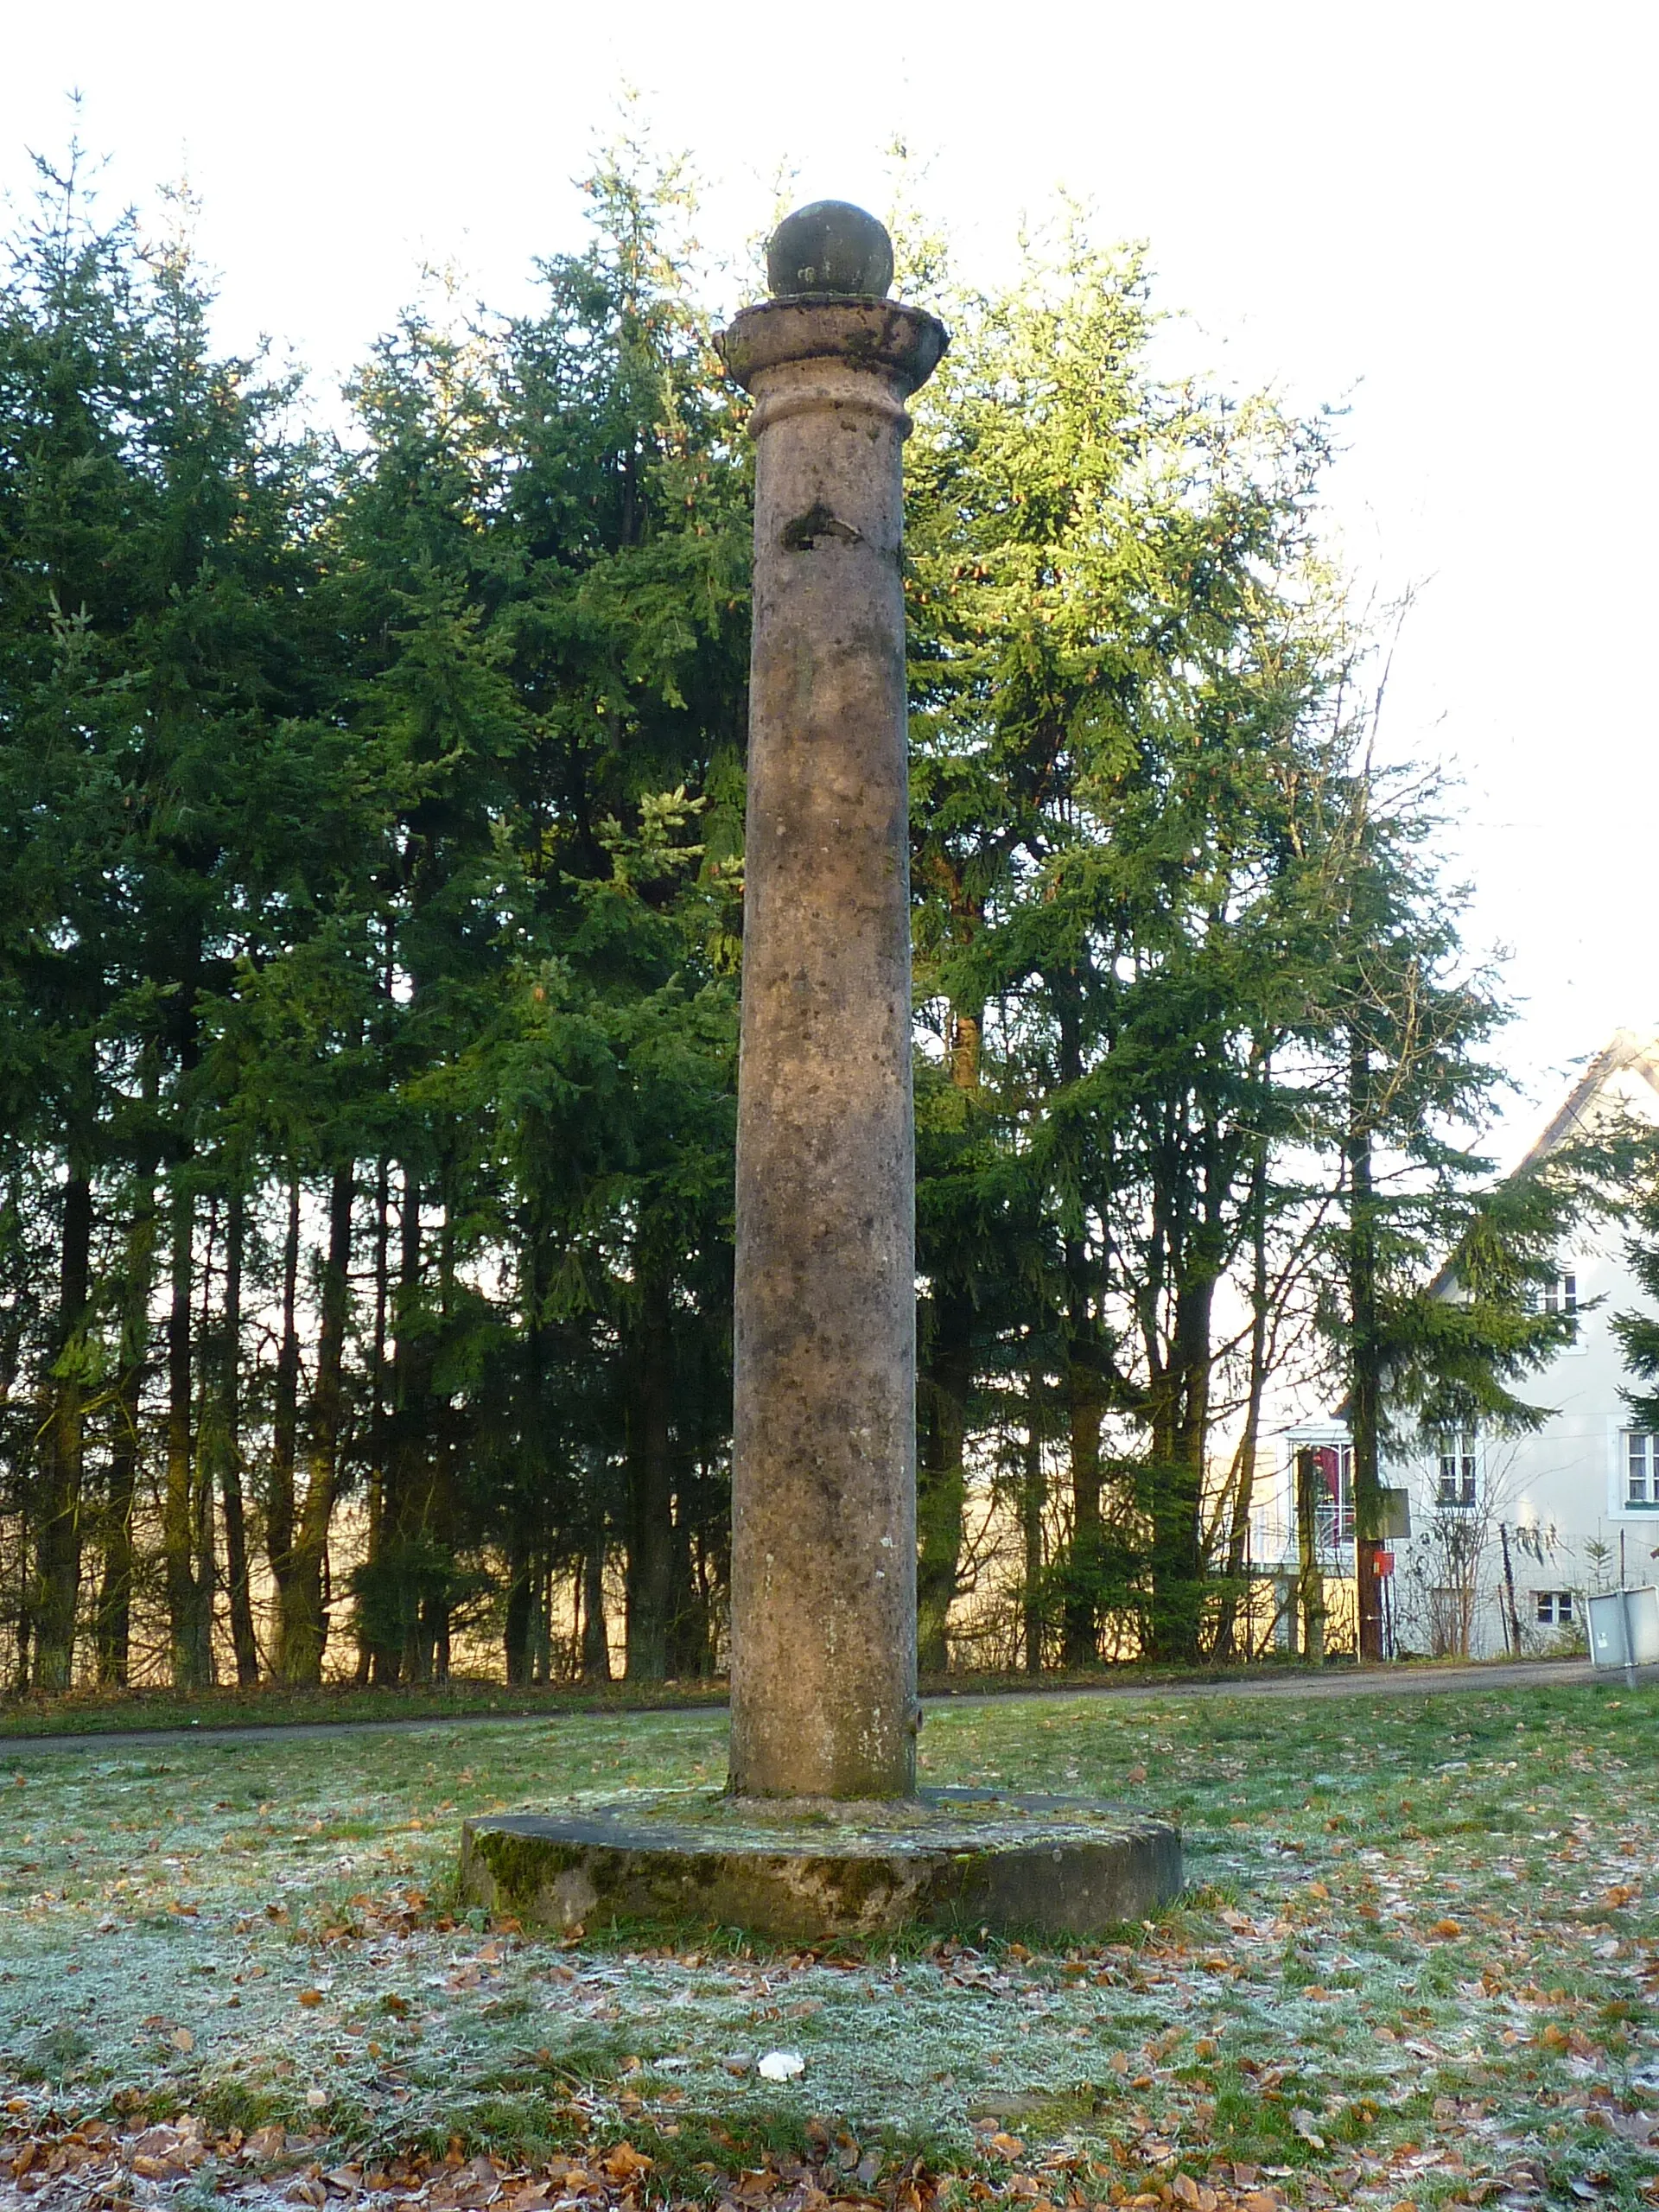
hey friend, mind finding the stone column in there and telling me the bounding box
[718,206,947,1799]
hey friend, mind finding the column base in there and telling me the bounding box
[461,1787,1181,1944]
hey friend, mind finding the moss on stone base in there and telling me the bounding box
[461,1786,1180,1942]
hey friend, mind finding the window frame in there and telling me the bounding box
[1608,1416,1659,1517]
[1282,1427,1356,1554]
[1625,1430,1659,1511]
[1434,1427,1480,1511]
[1535,1262,1587,1354]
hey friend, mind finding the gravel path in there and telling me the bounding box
[0,1654,1615,1758]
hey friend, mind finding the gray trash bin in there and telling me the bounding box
[1586,1586,1659,1669]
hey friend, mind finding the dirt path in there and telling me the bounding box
[0,1655,1619,1758]
[934,1654,1607,1709]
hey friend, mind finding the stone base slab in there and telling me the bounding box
[460,1787,1181,1942]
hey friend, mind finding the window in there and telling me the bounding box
[1437,1430,1478,1509]
[1626,1432,1659,1509]
[1294,1441,1354,1546]
[1313,1442,1354,1544]
[1531,1269,1583,1348]
[1535,1590,1575,1625]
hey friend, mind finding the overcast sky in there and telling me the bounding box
[5,0,1654,1161]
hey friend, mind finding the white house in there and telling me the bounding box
[1249,1029,1659,1658]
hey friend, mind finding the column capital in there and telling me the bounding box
[716,297,948,401]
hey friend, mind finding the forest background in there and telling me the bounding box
[0,133,1618,1700]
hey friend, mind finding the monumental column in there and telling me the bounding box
[464,203,1179,1930]
[719,204,947,1799]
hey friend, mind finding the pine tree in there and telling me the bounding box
[906,215,1347,1662]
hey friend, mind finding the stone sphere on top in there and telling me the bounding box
[766,202,894,301]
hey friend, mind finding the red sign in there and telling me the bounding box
[1375,1550,1395,1578]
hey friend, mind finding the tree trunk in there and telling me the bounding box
[1212,1134,1270,1662]
[537,1561,554,1684]
[1349,1029,1383,1662]
[917,1289,972,1675]
[666,1500,705,1678]
[626,1270,675,1682]
[281,1163,353,1683]
[193,1313,218,1689]
[357,1154,391,1684]
[1,1173,28,1691]
[383,1167,442,1688]
[1499,1522,1522,1655]
[1061,1244,1105,1670]
[417,1171,460,1688]
[504,1538,533,1688]
[1023,1367,1047,1675]
[99,1062,160,1688]
[163,1169,211,1686]
[34,1153,92,1689]
[1147,1272,1212,1662]
[1054,982,1107,1672]
[372,1170,426,1686]
[219,1190,260,1685]
[505,1210,553,1689]
[1295,1446,1326,1664]
[949,1007,981,1093]
[581,1539,611,1682]
[264,1177,302,1675]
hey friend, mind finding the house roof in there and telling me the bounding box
[1421,1029,1659,1301]
[1510,1028,1659,1173]
[1281,1029,1659,1440]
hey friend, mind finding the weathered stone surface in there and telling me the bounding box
[717,296,946,392]
[715,270,949,1803]
[765,200,896,300]
[461,1788,1182,1942]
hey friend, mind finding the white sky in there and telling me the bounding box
[5,0,1654,1164]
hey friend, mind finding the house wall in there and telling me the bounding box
[1387,1218,1659,1656]
[1252,1216,1659,1660]
[1256,1230,1659,1663]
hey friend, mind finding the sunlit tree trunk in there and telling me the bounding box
[581,1537,611,1683]
[1295,1446,1326,1664]
[34,1137,92,1690]
[626,1269,675,1682]
[1022,1367,1047,1675]
[164,1169,212,1686]
[99,1056,160,1688]
[1212,1134,1270,1661]
[1349,1027,1384,1662]
[280,1163,353,1682]
[1062,1240,1106,1670]
[265,1177,302,1675]
[219,1189,259,1685]
[357,1154,391,1684]
[504,1536,534,1688]
[377,1170,426,1686]
[918,1289,972,1675]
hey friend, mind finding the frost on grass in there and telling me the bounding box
[3,1688,1659,2211]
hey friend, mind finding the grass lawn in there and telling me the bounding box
[0,1677,732,1741]
[2,1682,1656,2210]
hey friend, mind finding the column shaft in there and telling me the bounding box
[721,301,944,1798]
